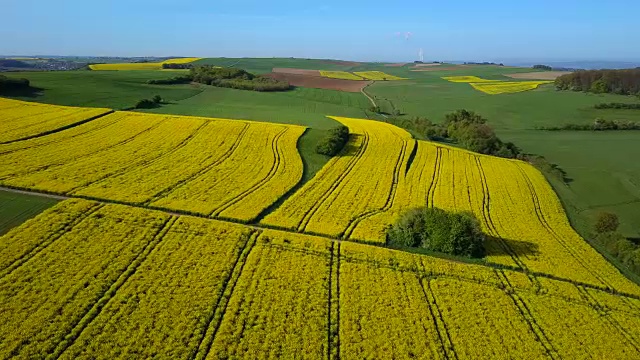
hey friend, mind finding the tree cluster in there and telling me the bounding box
[593,212,640,276]
[386,207,486,258]
[538,118,640,131]
[134,95,163,109]
[386,110,522,158]
[316,125,349,156]
[0,75,31,93]
[594,102,640,110]
[533,64,552,71]
[161,63,193,69]
[190,66,291,92]
[555,69,640,95]
[147,75,192,85]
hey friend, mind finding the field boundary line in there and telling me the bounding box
[211,127,288,219]
[2,185,640,301]
[143,122,251,205]
[47,216,177,359]
[0,112,124,157]
[576,285,640,351]
[192,230,259,360]
[0,110,115,145]
[0,203,104,280]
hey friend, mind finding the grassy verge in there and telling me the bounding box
[0,190,59,235]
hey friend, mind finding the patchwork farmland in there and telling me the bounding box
[0,95,639,358]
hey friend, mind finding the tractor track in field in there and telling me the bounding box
[3,185,640,303]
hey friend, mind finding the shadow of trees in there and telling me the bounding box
[484,235,540,258]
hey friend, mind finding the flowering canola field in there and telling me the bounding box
[0,97,111,144]
[263,116,640,294]
[353,71,408,81]
[442,75,553,94]
[319,71,365,81]
[0,105,304,223]
[2,98,640,358]
[0,200,638,359]
[88,57,201,71]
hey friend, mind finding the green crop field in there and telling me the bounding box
[0,190,59,235]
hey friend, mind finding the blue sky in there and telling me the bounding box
[2,0,639,62]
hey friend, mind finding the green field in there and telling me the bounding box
[3,59,640,239]
[0,190,59,235]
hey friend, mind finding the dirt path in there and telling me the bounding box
[361,82,377,108]
[1,187,69,200]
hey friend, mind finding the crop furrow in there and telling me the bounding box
[341,139,411,239]
[0,203,105,280]
[68,121,210,195]
[192,230,259,360]
[495,270,560,360]
[48,216,177,359]
[144,122,251,205]
[419,277,458,360]
[297,130,370,232]
[210,127,288,219]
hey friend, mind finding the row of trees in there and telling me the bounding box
[147,75,192,85]
[190,66,291,92]
[555,69,640,95]
[0,75,31,93]
[594,102,640,110]
[161,63,193,69]
[533,64,552,71]
[538,118,640,131]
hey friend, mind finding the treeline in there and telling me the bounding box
[539,118,640,131]
[595,102,640,110]
[162,63,193,69]
[316,126,349,156]
[555,69,640,95]
[386,110,522,158]
[190,66,291,92]
[592,213,640,276]
[0,75,31,93]
[147,75,192,85]
[134,95,163,109]
[533,64,552,71]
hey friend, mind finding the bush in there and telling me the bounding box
[316,126,349,156]
[595,232,640,275]
[594,212,620,233]
[386,207,485,258]
[134,99,158,109]
[152,95,162,104]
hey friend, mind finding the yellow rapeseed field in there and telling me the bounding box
[319,71,365,81]
[442,75,496,83]
[0,97,111,144]
[354,71,408,80]
[470,81,554,94]
[442,76,553,94]
[0,106,305,223]
[89,57,201,70]
[1,200,638,358]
